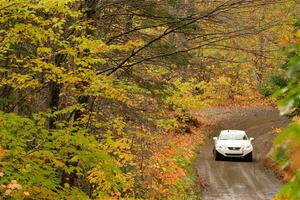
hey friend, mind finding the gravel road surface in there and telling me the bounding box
[195,108,290,200]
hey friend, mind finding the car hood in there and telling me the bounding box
[216,140,251,147]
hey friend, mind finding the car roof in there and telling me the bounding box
[220,130,246,134]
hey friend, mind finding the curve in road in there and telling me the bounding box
[195,108,290,200]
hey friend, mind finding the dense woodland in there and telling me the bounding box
[0,0,300,199]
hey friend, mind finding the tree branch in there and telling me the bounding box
[97,0,247,75]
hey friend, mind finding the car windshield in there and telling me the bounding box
[219,132,248,140]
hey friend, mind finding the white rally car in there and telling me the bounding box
[213,130,254,161]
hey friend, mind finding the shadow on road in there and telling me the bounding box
[216,157,255,162]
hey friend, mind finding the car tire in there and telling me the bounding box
[245,152,253,162]
[215,151,222,161]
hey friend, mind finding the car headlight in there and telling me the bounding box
[244,145,252,149]
[217,145,226,149]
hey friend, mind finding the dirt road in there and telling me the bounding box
[195,108,290,200]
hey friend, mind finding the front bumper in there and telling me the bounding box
[216,147,252,157]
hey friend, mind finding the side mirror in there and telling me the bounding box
[213,137,218,141]
[250,137,254,141]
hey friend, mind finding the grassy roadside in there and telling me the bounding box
[142,114,211,200]
[165,114,215,200]
[172,143,203,200]
[146,126,205,200]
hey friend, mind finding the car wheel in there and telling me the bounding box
[215,151,222,161]
[245,152,253,162]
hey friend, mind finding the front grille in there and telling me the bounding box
[225,153,243,156]
[228,147,241,150]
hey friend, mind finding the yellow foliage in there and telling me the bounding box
[54,160,65,169]
[140,126,204,198]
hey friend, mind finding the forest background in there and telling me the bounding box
[0,0,299,199]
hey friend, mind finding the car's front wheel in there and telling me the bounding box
[215,150,222,161]
[245,152,253,162]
